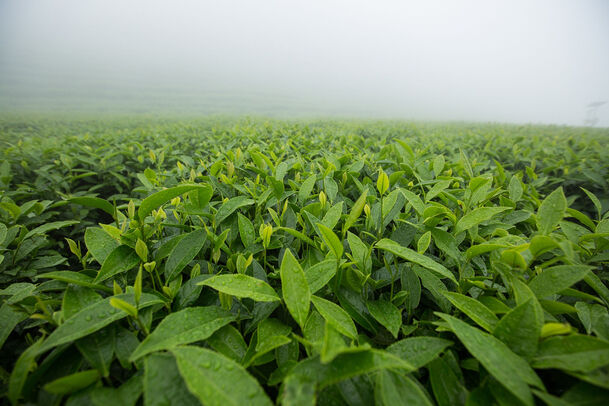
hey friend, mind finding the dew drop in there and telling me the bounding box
[85,315,92,321]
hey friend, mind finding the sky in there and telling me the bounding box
[1,0,608,125]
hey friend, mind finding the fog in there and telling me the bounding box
[1,0,608,126]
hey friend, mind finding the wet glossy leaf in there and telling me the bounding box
[139,184,211,221]
[387,336,453,368]
[366,300,401,338]
[281,249,311,328]
[437,313,543,406]
[172,346,273,406]
[376,238,457,284]
[130,306,235,361]
[537,187,567,235]
[85,227,120,264]
[317,223,343,259]
[164,228,206,280]
[215,196,255,224]
[532,335,609,373]
[144,353,199,406]
[37,293,163,354]
[199,274,280,302]
[376,370,433,406]
[311,295,357,340]
[493,299,542,359]
[95,245,140,283]
[43,369,100,395]
[454,207,510,235]
[528,265,592,298]
[442,291,498,332]
[304,259,336,294]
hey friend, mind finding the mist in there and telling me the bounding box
[1,0,608,126]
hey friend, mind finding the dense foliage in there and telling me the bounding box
[1,116,609,405]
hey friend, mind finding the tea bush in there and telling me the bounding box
[1,117,609,405]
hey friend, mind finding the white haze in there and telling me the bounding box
[1,0,608,126]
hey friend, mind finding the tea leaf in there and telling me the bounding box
[537,187,567,235]
[172,346,273,406]
[281,249,311,328]
[199,274,280,302]
[130,306,236,361]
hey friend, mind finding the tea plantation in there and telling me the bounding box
[1,117,609,405]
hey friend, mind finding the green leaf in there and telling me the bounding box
[280,249,311,328]
[94,245,140,283]
[245,319,292,367]
[347,231,371,275]
[37,271,112,292]
[429,357,468,406]
[138,184,211,221]
[299,174,317,204]
[237,213,256,248]
[532,334,609,373]
[508,175,523,202]
[321,322,348,364]
[376,370,433,406]
[282,373,316,406]
[433,155,445,175]
[304,259,337,294]
[335,287,380,334]
[536,187,567,235]
[23,220,79,240]
[164,228,206,281]
[441,292,498,332]
[581,187,603,220]
[311,295,357,340]
[454,207,510,235]
[63,286,102,320]
[343,189,368,233]
[76,325,115,377]
[387,336,453,368]
[130,306,235,361]
[215,196,255,224]
[529,235,559,258]
[528,265,592,298]
[376,238,457,284]
[207,325,247,362]
[366,300,401,338]
[400,267,421,312]
[172,346,273,406]
[287,349,414,389]
[90,373,142,406]
[266,175,284,199]
[399,189,425,217]
[43,369,100,395]
[199,274,280,302]
[0,303,27,350]
[425,179,452,202]
[37,293,163,354]
[584,272,609,307]
[317,223,343,258]
[493,299,542,359]
[0,222,7,246]
[190,184,214,210]
[9,338,44,405]
[414,266,451,312]
[417,231,432,254]
[276,226,315,246]
[69,196,116,217]
[321,202,343,230]
[144,353,199,406]
[431,228,462,262]
[437,313,543,406]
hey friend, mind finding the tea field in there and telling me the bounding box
[1,117,609,405]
